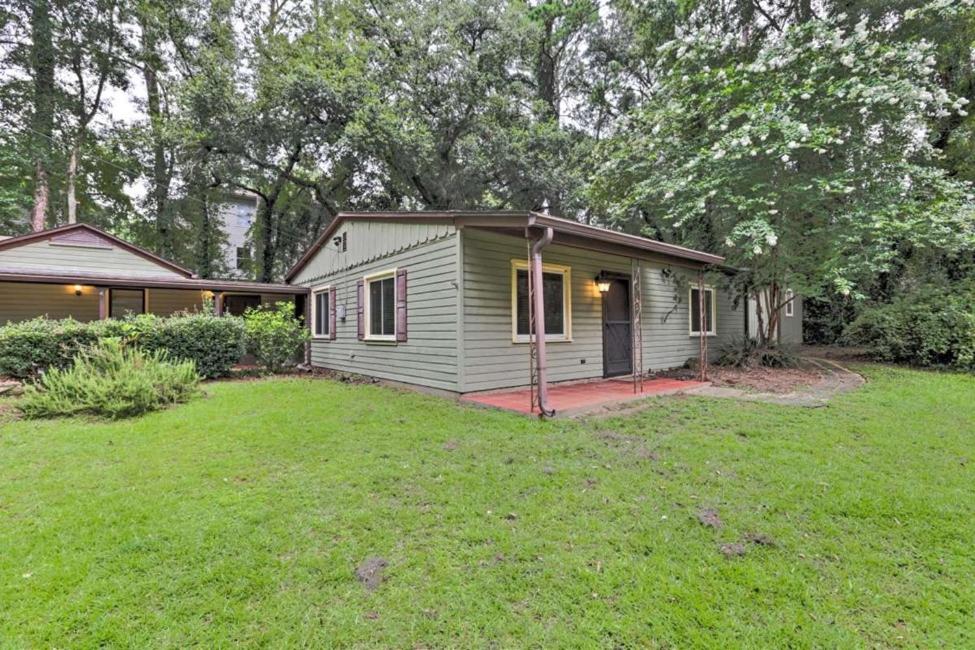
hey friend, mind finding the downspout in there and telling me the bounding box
[530,227,555,417]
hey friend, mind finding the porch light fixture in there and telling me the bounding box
[595,272,611,295]
[73,284,83,296]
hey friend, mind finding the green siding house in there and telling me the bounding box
[0,223,303,324]
[287,212,791,397]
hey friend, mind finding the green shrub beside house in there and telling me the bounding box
[0,312,246,381]
[844,283,975,372]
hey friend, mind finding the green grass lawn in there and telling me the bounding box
[1,366,973,648]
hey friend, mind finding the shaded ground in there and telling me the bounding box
[658,363,824,394]
[1,366,973,647]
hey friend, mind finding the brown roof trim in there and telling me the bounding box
[0,223,196,278]
[285,211,724,281]
[528,213,725,265]
[0,269,307,294]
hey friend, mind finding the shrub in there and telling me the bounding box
[138,313,246,379]
[0,312,245,381]
[243,301,309,373]
[715,337,800,369]
[19,339,200,419]
[0,318,100,380]
[844,285,975,371]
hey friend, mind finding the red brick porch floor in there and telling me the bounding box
[461,377,707,417]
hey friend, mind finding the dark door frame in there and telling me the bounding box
[108,287,148,318]
[601,273,633,378]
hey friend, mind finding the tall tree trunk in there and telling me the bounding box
[141,19,175,256]
[29,0,55,232]
[66,143,79,223]
[257,197,278,283]
[31,163,49,232]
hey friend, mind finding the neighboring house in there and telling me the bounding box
[213,192,259,278]
[286,211,751,396]
[747,291,803,344]
[0,223,304,324]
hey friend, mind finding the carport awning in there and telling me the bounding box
[0,268,307,294]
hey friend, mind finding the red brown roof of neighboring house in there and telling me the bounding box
[285,211,725,282]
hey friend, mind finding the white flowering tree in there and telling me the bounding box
[590,6,975,344]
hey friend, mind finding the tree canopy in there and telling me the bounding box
[0,0,972,330]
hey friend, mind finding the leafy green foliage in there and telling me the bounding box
[19,338,199,419]
[0,317,100,380]
[243,302,309,373]
[589,6,975,313]
[0,313,245,381]
[844,283,975,371]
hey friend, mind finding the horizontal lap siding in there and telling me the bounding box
[296,234,459,392]
[0,240,185,278]
[461,229,744,393]
[462,230,629,392]
[641,268,745,370]
[148,289,207,317]
[0,281,99,323]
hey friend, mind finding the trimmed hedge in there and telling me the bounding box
[843,284,975,372]
[0,312,246,380]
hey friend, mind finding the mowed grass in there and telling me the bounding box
[0,366,973,648]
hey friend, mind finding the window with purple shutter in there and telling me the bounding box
[396,268,407,342]
[356,279,364,340]
[328,286,337,340]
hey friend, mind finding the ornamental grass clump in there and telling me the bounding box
[19,339,200,420]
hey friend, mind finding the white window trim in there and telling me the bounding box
[510,259,572,343]
[688,285,717,337]
[784,289,795,317]
[311,284,331,340]
[363,268,397,342]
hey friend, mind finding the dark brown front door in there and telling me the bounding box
[602,278,632,377]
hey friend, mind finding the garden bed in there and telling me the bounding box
[655,362,825,394]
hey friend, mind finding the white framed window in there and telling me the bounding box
[311,285,331,339]
[364,268,397,341]
[689,286,717,336]
[511,260,572,343]
[784,289,795,317]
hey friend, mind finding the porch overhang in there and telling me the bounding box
[0,268,307,295]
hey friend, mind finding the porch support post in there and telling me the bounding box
[529,226,555,417]
[97,287,109,320]
[214,291,224,316]
[302,292,311,365]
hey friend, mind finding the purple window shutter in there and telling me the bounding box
[328,287,337,341]
[396,268,408,342]
[356,279,365,340]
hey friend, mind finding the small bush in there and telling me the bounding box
[844,285,975,371]
[715,338,800,369]
[20,339,200,419]
[244,302,309,373]
[0,318,100,380]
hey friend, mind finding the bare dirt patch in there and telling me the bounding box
[597,430,659,461]
[719,542,747,558]
[355,557,388,591]
[696,508,723,529]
